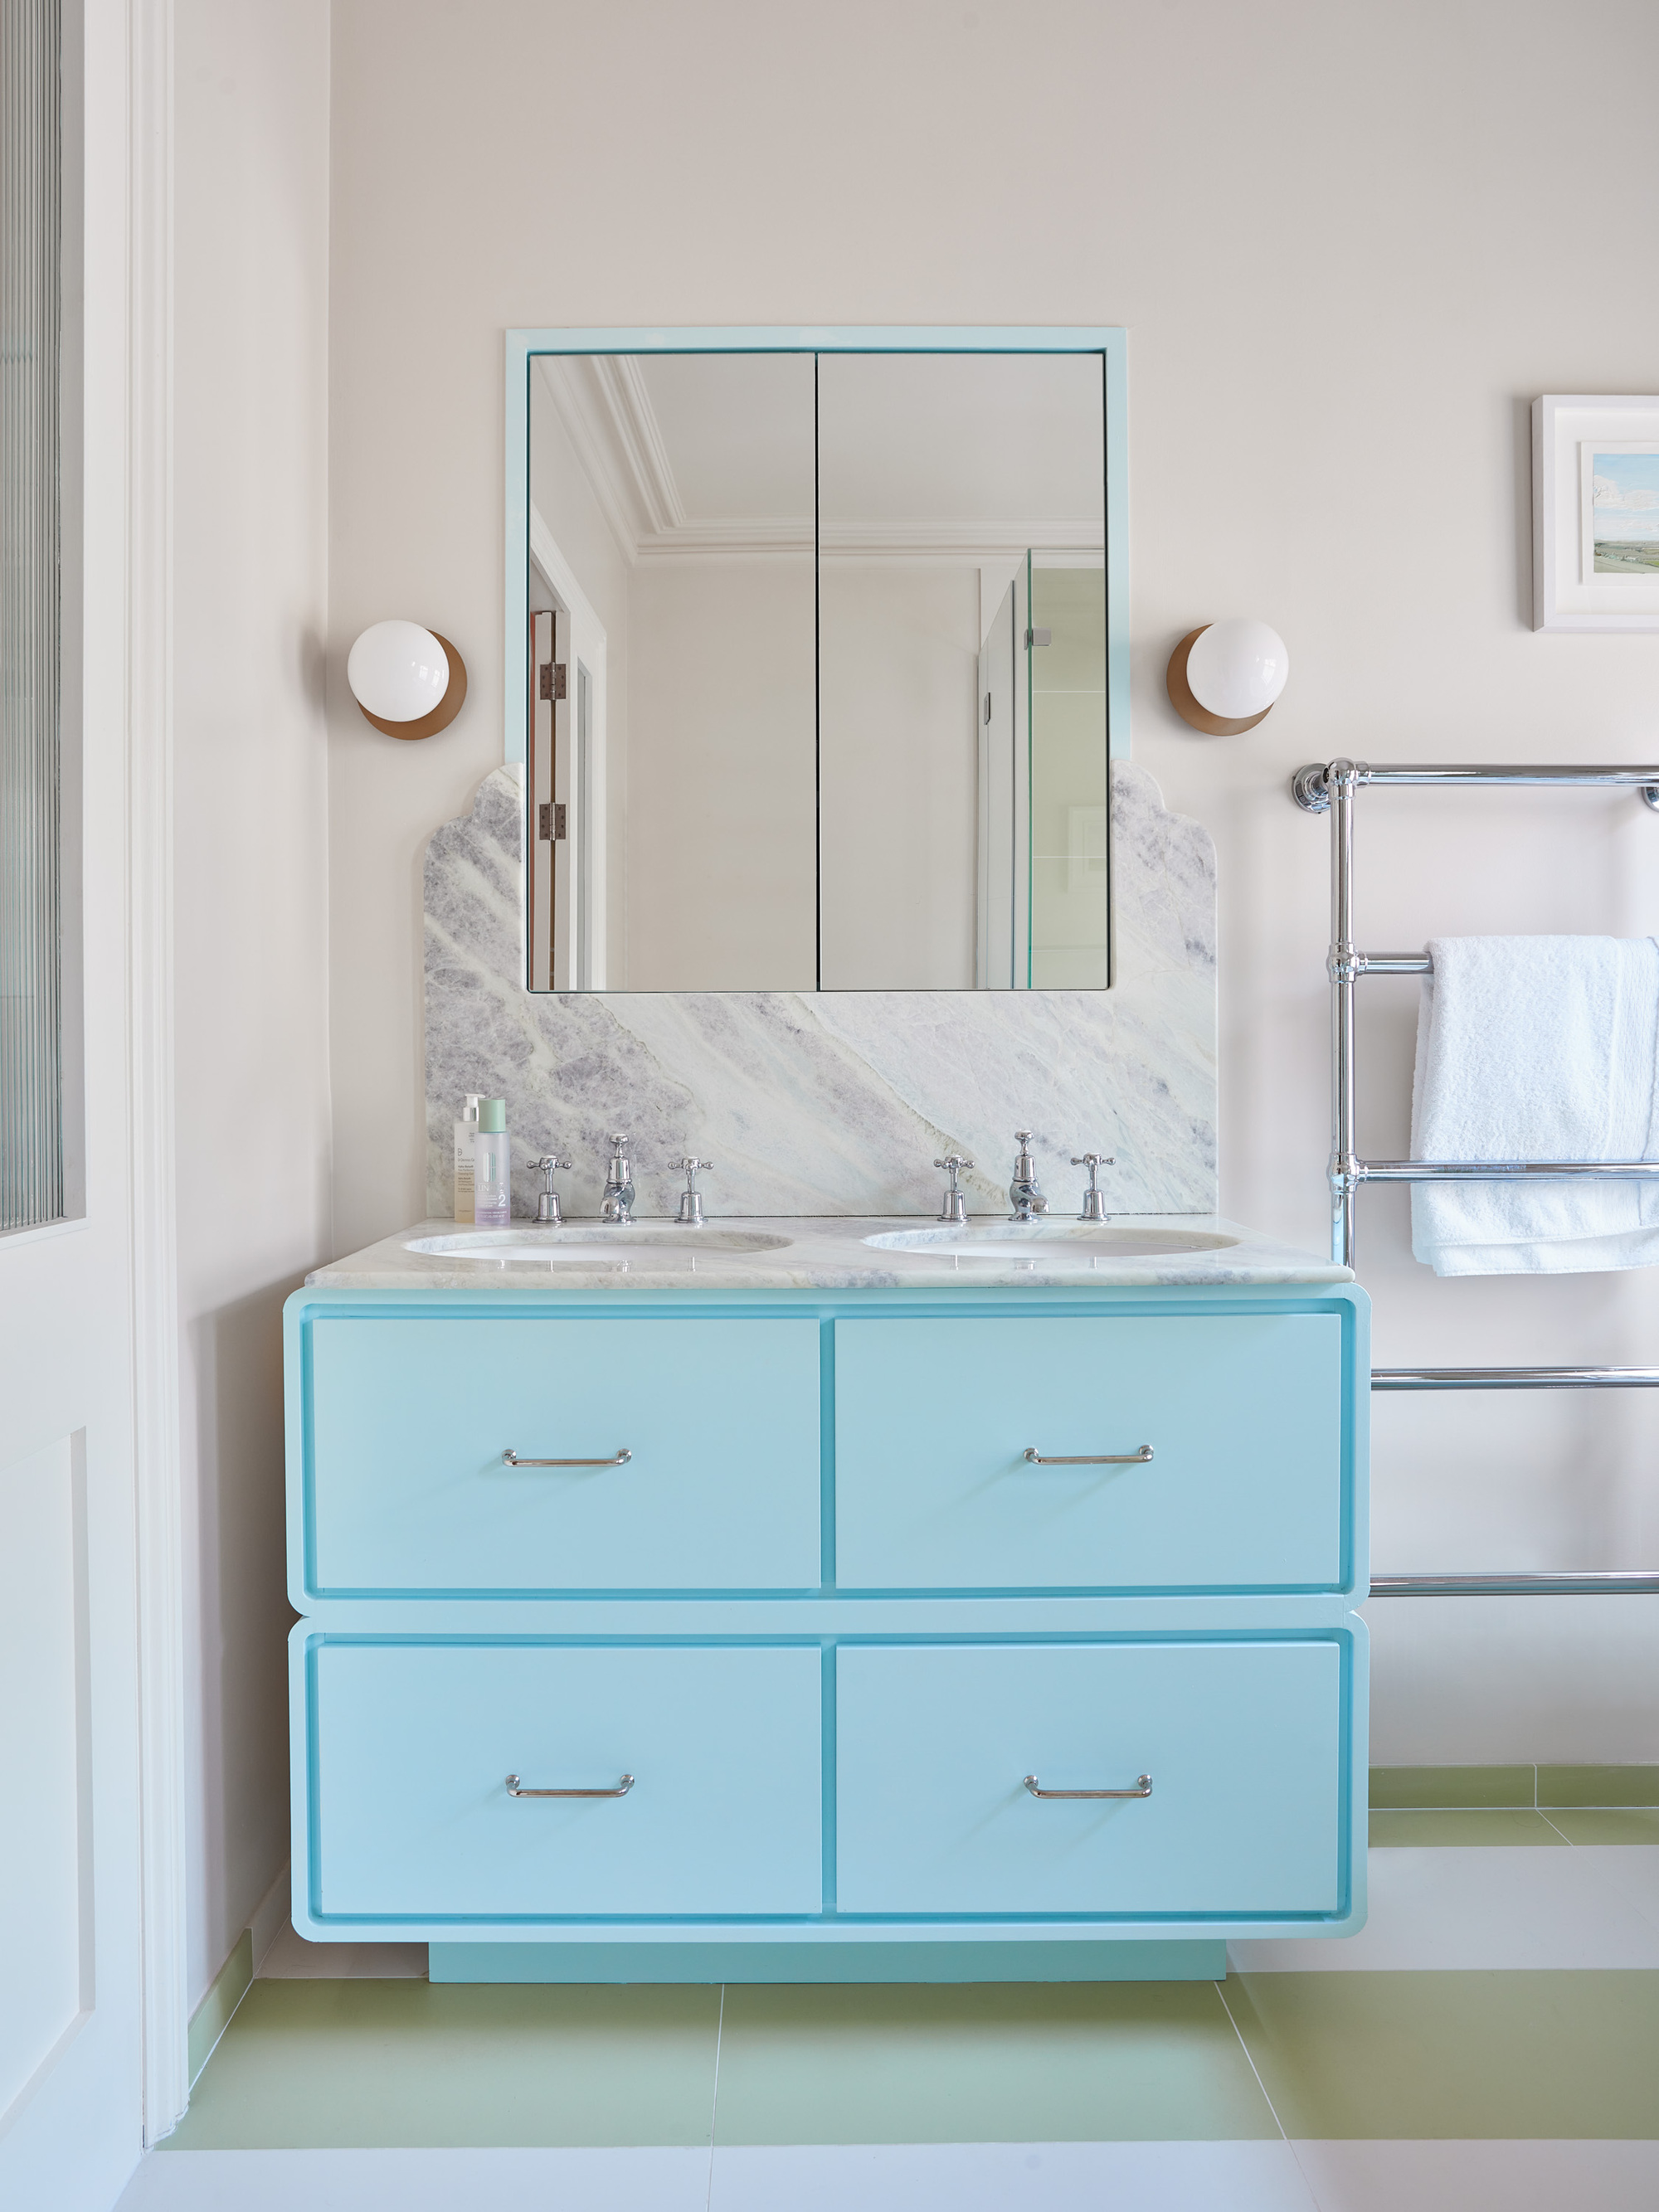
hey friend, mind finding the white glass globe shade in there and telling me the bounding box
[1185,620,1289,721]
[347,620,450,722]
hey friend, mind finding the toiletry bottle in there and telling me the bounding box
[474,1099,512,1228]
[453,1093,483,1221]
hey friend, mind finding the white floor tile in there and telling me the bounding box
[1569,1844,1659,1932]
[255,1922,426,1979]
[118,2146,711,2210]
[1293,2139,1659,2212]
[709,2141,1316,2211]
[1228,1845,1659,1972]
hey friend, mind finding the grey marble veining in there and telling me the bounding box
[423,760,1217,1221]
[309,1215,1349,1294]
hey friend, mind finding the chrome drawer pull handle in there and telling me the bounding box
[1024,1772,1153,1800]
[501,1447,632,1468]
[1022,1444,1153,1466]
[505,1772,635,1798]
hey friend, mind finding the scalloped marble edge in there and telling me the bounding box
[423,758,1217,1223]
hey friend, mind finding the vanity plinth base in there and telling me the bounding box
[428,1939,1228,1985]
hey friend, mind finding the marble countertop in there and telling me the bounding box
[305,1215,1352,1293]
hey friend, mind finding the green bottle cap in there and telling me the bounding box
[478,1097,507,1132]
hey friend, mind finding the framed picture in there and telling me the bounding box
[1533,394,1659,630]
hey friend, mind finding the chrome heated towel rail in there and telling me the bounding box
[1294,758,1659,1598]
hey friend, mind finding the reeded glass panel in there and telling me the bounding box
[1,0,65,1230]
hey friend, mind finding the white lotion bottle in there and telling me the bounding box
[474,1097,511,1228]
[453,1092,483,1220]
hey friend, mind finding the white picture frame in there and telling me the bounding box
[1533,394,1659,630]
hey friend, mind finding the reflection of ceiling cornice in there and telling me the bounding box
[633,518,1100,562]
[820,519,1104,558]
[538,354,686,562]
[635,518,814,562]
[538,356,1104,565]
[538,357,639,562]
[593,356,684,536]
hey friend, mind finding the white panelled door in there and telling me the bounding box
[1,0,182,2204]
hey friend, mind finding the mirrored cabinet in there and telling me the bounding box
[513,330,1123,994]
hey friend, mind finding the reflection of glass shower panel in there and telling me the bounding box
[1027,558,1109,989]
[975,580,1016,989]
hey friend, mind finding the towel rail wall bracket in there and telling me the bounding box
[1295,756,1659,1599]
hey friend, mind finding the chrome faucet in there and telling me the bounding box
[676,1156,713,1226]
[599,1134,635,1224]
[1072,1152,1115,1223]
[933,1154,973,1224]
[1008,1131,1048,1222]
[532,1155,572,1224]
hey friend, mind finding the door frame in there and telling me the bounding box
[124,0,190,2141]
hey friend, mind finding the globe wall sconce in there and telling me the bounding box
[347,620,468,740]
[1166,620,1289,735]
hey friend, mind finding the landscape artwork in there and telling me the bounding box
[1587,445,1659,577]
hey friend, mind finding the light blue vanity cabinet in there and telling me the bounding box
[285,1278,1370,1981]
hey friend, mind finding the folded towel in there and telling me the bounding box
[1410,935,1659,1276]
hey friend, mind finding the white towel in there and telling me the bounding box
[1409,935,1659,1276]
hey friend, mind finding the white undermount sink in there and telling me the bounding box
[406,1228,793,1263]
[864,1223,1239,1262]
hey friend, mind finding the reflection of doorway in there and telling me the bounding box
[527,602,566,991]
[975,555,1109,990]
[527,521,607,990]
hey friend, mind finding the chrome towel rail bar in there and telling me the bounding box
[1370,1573,1659,1597]
[1296,757,1659,1600]
[1292,761,1659,809]
[1374,1367,1659,1390]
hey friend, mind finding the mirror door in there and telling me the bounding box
[523,341,1111,993]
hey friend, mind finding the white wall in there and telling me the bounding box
[173,0,332,2004]
[324,0,1659,1758]
[819,562,980,989]
[628,558,816,989]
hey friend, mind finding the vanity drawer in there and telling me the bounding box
[834,1314,1344,1591]
[305,1640,823,1919]
[835,1641,1345,1916]
[304,1315,820,1594]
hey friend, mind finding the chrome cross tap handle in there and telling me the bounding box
[1071,1152,1115,1223]
[676,1156,714,1227]
[600,1135,635,1224]
[533,1155,573,1224]
[932,1154,974,1224]
[1009,1131,1048,1222]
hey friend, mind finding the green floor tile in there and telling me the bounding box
[1547,1808,1659,1844]
[163,1980,721,2149]
[1368,1810,1564,1847]
[710,1981,1277,2145]
[1539,1765,1659,1809]
[1228,1971,1659,2139]
[1370,1764,1535,1810]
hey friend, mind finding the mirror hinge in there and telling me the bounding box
[538,661,567,702]
[1024,627,1051,649]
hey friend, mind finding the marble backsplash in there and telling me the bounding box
[423,760,1217,1220]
